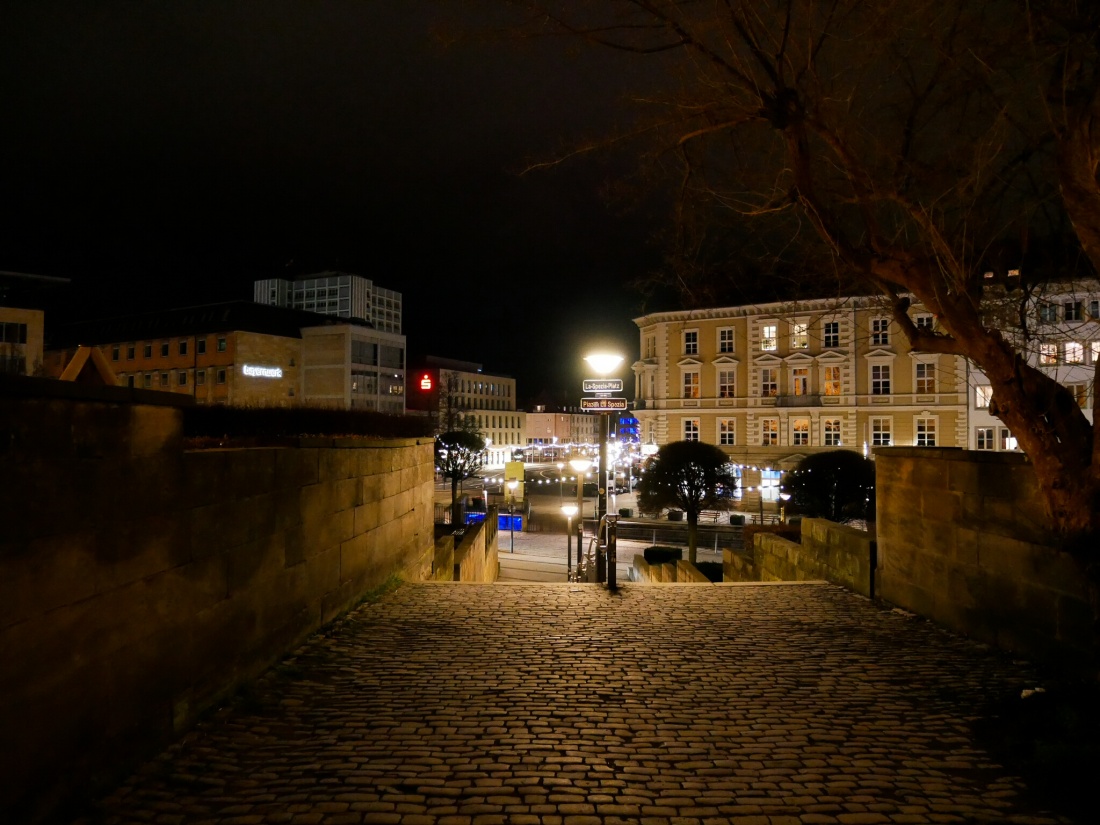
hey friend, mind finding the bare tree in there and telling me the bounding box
[505,0,1099,556]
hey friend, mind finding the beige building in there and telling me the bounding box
[632,297,967,509]
[0,305,45,377]
[44,301,406,412]
[406,357,523,467]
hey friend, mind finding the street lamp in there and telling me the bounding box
[561,503,578,579]
[568,454,592,571]
[779,491,791,523]
[583,352,624,522]
[556,461,564,504]
[507,479,518,553]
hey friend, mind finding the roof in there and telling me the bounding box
[46,300,374,349]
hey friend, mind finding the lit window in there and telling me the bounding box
[1000,428,1017,451]
[871,418,891,446]
[1068,383,1090,408]
[761,324,777,351]
[1039,343,1058,365]
[684,330,698,355]
[718,328,735,353]
[761,418,778,446]
[719,419,736,446]
[872,318,890,346]
[683,418,700,441]
[975,385,993,408]
[823,365,841,396]
[1065,342,1084,363]
[823,321,839,348]
[791,367,808,396]
[915,363,935,394]
[791,322,809,349]
[916,417,937,446]
[760,368,778,397]
[975,427,995,450]
[871,364,891,395]
[682,370,700,399]
[792,418,809,446]
[823,418,841,446]
[718,369,736,398]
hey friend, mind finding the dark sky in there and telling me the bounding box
[0,1,673,406]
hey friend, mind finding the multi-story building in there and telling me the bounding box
[253,272,402,333]
[44,301,406,413]
[1,270,68,376]
[632,297,967,509]
[406,356,523,467]
[968,283,1098,451]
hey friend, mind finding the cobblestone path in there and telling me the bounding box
[75,582,1075,824]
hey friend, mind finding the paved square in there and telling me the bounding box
[78,582,1075,824]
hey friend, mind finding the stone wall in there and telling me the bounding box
[0,379,436,823]
[454,515,500,582]
[875,447,1094,672]
[724,519,873,596]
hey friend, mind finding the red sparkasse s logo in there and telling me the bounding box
[419,374,433,391]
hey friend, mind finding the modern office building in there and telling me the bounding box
[44,301,406,413]
[0,270,68,377]
[253,272,402,333]
[632,296,968,509]
[967,283,1098,451]
[406,356,523,467]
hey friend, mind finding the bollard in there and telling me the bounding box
[606,515,618,591]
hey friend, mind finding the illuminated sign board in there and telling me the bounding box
[580,397,627,411]
[242,364,283,379]
[420,373,433,390]
[582,378,623,393]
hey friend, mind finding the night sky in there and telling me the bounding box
[0,1,673,406]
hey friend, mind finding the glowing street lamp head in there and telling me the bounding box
[569,455,593,473]
[584,352,623,375]
[561,504,578,517]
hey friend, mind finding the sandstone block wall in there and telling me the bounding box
[0,383,435,824]
[875,447,1093,671]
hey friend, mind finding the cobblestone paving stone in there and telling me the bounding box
[74,582,1077,825]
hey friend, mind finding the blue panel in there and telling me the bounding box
[498,514,523,531]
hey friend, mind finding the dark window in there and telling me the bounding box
[160,341,169,357]
[217,337,227,353]
[217,368,227,384]
[178,371,188,386]
[160,372,169,386]
[144,343,152,358]
[126,343,135,360]
[196,369,205,385]
[197,338,207,355]
[178,340,188,356]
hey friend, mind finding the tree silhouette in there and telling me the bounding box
[635,440,738,563]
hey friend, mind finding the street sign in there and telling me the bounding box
[580,397,627,411]
[582,378,623,393]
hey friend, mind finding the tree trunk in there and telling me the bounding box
[687,512,698,565]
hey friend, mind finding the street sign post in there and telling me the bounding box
[580,397,627,411]
[582,378,623,394]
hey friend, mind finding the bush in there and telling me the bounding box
[728,513,745,525]
[182,403,434,445]
[667,509,683,521]
[618,507,633,518]
[644,546,683,565]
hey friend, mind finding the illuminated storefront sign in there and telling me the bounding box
[242,364,283,379]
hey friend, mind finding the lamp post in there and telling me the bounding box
[568,455,592,572]
[779,491,790,523]
[507,479,518,553]
[557,461,564,505]
[583,352,624,522]
[561,503,577,579]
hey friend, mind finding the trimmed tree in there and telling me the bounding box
[435,428,487,528]
[783,450,876,526]
[635,440,738,563]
